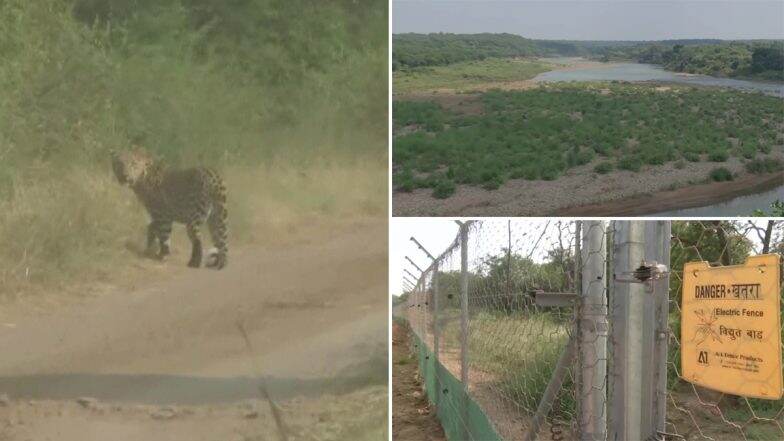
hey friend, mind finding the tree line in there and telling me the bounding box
[393,33,539,69]
[394,33,784,80]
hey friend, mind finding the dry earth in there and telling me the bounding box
[391,321,446,441]
[393,151,784,217]
[0,219,388,441]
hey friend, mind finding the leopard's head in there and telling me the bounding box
[111,148,155,187]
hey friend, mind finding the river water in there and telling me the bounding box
[651,184,784,217]
[534,61,784,97]
[535,60,784,215]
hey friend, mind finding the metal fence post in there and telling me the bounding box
[648,221,670,436]
[459,221,470,439]
[610,221,645,440]
[433,260,441,408]
[610,221,669,441]
[579,221,608,441]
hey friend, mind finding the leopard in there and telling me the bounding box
[111,148,228,269]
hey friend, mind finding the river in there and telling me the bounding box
[534,60,784,97]
[651,184,784,217]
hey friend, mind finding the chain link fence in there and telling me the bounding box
[395,219,784,441]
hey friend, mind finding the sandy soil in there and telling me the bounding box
[393,151,784,217]
[392,322,446,441]
[0,219,388,441]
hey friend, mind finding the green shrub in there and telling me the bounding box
[643,151,669,165]
[618,156,642,172]
[482,174,505,190]
[432,179,456,198]
[741,146,757,159]
[682,152,701,162]
[674,160,686,169]
[594,162,614,174]
[745,158,783,174]
[540,168,560,181]
[708,150,729,162]
[395,170,415,192]
[709,167,734,182]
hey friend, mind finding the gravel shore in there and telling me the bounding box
[392,149,784,217]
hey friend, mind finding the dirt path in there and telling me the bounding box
[392,321,446,441]
[0,219,388,440]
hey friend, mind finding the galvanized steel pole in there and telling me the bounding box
[432,260,441,408]
[610,221,646,440]
[459,221,470,439]
[579,221,608,441]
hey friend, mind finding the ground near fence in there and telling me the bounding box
[0,219,388,441]
[392,321,447,441]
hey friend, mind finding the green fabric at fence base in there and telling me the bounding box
[410,329,503,441]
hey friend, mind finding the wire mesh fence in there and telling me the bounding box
[400,220,587,440]
[396,219,784,441]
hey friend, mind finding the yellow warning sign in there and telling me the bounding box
[681,254,782,399]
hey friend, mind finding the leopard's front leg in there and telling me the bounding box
[156,220,173,259]
[186,220,203,268]
[146,219,172,260]
[145,221,159,258]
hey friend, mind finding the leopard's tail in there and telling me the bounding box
[206,170,228,269]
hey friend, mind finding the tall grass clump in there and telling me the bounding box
[0,0,387,299]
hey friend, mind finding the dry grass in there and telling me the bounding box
[0,155,386,303]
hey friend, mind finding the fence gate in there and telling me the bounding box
[397,219,784,441]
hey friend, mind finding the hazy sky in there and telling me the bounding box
[393,1,784,40]
[390,219,573,296]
